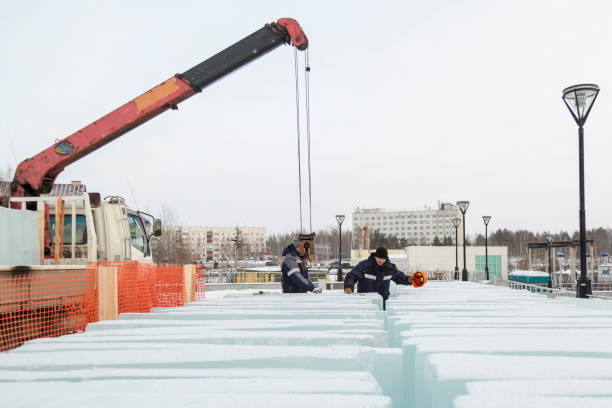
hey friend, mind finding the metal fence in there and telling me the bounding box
[202,269,330,284]
[492,277,612,300]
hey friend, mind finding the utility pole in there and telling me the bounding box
[229,227,245,274]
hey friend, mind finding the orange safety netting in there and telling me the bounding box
[196,264,206,301]
[0,266,97,352]
[89,262,186,313]
[1,262,202,352]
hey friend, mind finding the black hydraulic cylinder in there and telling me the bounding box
[181,27,286,91]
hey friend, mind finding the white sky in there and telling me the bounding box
[2,0,612,235]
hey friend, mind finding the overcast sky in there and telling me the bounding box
[2,0,612,236]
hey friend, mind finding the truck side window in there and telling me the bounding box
[128,214,148,254]
[49,215,87,244]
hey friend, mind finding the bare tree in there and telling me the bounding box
[152,204,191,264]
[0,165,13,181]
[266,226,352,262]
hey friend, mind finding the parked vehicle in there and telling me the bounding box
[9,192,161,264]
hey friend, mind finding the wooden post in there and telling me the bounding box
[37,211,44,265]
[59,198,65,258]
[54,197,61,264]
[97,266,118,321]
[183,265,195,304]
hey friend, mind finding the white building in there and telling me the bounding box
[352,202,464,247]
[351,245,508,281]
[401,245,508,281]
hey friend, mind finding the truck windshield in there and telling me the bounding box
[128,214,148,254]
[49,215,87,244]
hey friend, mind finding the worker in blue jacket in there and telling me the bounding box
[344,247,412,308]
[281,233,322,294]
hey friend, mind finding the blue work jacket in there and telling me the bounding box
[344,254,410,299]
[281,244,315,293]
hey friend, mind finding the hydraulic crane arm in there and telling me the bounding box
[11,18,308,198]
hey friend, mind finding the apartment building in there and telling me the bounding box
[162,226,266,262]
[352,202,464,247]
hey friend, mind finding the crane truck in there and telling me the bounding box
[5,18,309,264]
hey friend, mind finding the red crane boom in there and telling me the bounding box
[11,18,308,199]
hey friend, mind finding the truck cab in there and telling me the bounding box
[9,192,161,264]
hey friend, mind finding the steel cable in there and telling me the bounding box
[294,48,303,233]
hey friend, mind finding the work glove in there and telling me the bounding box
[344,287,354,294]
[312,287,322,294]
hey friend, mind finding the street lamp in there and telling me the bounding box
[335,215,345,282]
[562,84,599,298]
[457,201,470,281]
[482,216,491,281]
[451,217,461,280]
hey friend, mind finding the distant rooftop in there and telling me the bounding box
[0,180,86,200]
[354,202,458,213]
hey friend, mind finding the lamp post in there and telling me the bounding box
[482,216,491,280]
[452,217,461,280]
[545,233,554,289]
[562,84,599,298]
[336,215,345,282]
[457,201,470,281]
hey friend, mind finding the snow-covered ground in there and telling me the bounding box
[509,269,550,277]
[199,287,282,300]
[2,283,612,407]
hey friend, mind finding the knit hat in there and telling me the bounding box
[373,247,388,259]
[297,232,315,242]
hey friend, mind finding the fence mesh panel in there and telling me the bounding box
[90,262,185,313]
[153,264,185,309]
[0,267,97,351]
[1,262,195,352]
[196,264,206,301]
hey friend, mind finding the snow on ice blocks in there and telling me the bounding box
[2,386,392,408]
[428,354,612,408]
[22,329,388,347]
[7,282,612,407]
[0,371,389,404]
[454,396,612,408]
[0,290,398,408]
[400,332,612,407]
[387,282,612,407]
[454,380,612,407]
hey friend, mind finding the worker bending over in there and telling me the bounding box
[344,247,412,309]
[281,233,322,293]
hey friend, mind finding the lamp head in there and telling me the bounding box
[456,201,470,214]
[335,214,345,225]
[562,84,599,126]
[482,216,491,226]
[451,217,461,228]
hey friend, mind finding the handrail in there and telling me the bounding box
[492,276,612,300]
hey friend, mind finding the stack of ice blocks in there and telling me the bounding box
[4,282,612,407]
[0,291,397,408]
[387,281,612,407]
